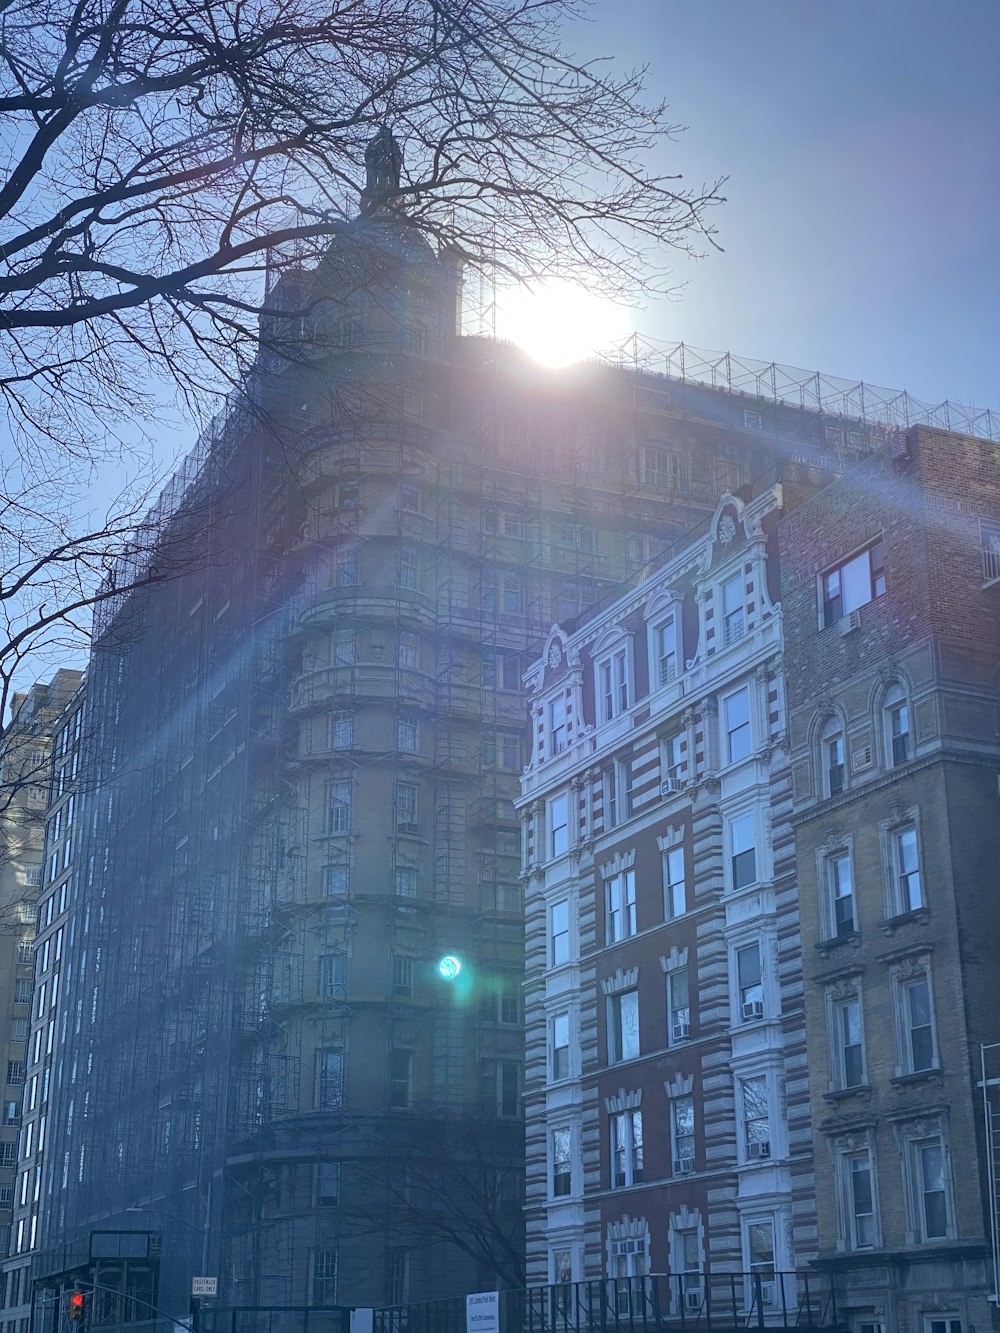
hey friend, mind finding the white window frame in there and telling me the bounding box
[893,968,938,1075]
[723,686,752,764]
[670,1095,695,1176]
[549,696,568,754]
[608,989,640,1064]
[833,994,866,1089]
[549,899,571,968]
[819,716,846,797]
[666,966,690,1045]
[549,1011,571,1082]
[650,613,679,689]
[597,644,631,723]
[821,540,886,626]
[663,846,686,920]
[734,939,764,1023]
[740,1075,771,1161]
[883,685,911,767]
[910,1135,952,1241]
[551,1123,574,1197]
[609,1109,644,1188]
[606,870,637,944]
[728,810,758,892]
[822,846,856,939]
[720,573,746,645]
[661,731,685,788]
[548,792,570,859]
[742,1215,777,1306]
[844,1150,876,1249]
[882,816,923,916]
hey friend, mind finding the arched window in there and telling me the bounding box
[819,716,846,797]
[883,685,911,768]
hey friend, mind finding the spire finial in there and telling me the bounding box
[362,125,403,210]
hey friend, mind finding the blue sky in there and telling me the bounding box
[556,0,999,409]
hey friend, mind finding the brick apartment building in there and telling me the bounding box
[780,426,1000,1333]
[521,425,1000,1333]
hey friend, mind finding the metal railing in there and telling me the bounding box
[375,1273,845,1333]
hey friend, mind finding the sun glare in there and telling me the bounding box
[494,279,631,368]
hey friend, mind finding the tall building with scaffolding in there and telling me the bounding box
[24,128,1000,1327]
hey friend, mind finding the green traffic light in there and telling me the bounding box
[437,954,462,981]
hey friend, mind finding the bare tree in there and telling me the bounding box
[0,0,724,448]
[0,0,724,711]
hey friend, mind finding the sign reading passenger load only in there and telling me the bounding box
[466,1291,499,1333]
[191,1278,218,1298]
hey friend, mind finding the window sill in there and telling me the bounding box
[879,907,930,935]
[815,931,861,958]
[823,1083,872,1106]
[890,1068,943,1090]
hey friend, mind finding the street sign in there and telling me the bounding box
[466,1291,499,1333]
[191,1278,218,1298]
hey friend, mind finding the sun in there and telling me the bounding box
[494,278,631,368]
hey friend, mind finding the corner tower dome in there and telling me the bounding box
[361,125,403,212]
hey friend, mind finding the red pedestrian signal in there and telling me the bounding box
[68,1291,85,1321]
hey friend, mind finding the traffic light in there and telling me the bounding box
[67,1290,86,1322]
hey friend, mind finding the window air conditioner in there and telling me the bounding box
[672,1019,690,1042]
[397,823,419,836]
[837,610,861,636]
[660,778,676,795]
[758,1282,775,1307]
[674,1156,694,1176]
[748,1139,771,1160]
[742,999,764,1020]
[685,1291,703,1313]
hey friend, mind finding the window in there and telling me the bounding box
[743,409,762,431]
[330,711,353,749]
[550,1012,570,1081]
[736,943,763,1021]
[608,990,640,1063]
[847,1153,875,1247]
[481,1060,519,1117]
[550,697,567,753]
[730,813,757,891]
[389,1049,413,1108]
[886,690,910,766]
[547,1125,572,1197]
[671,1095,695,1175]
[829,852,856,937]
[662,732,684,787]
[394,866,417,898]
[0,1144,15,1167]
[724,687,751,763]
[386,1248,409,1307]
[606,760,632,829]
[316,1162,340,1207]
[14,980,31,1005]
[320,954,346,999]
[399,546,419,591]
[396,782,418,832]
[335,544,358,587]
[821,720,846,796]
[643,446,679,489]
[398,631,419,670]
[667,967,690,1043]
[550,900,570,967]
[742,1077,770,1159]
[396,718,418,752]
[499,976,519,1024]
[6,1064,24,1087]
[333,629,356,666]
[3,1102,17,1126]
[746,1220,775,1300]
[502,575,523,615]
[328,780,352,834]
[312,1249,338,1305]
[606,871,637,943]
[598,648,629,722]
[548,792,570,859]
[903,977,935,1072]
[822,541,885,625]
[392,956,413,996]
[926,1320,962,1333]
[610,1110,644,1187]
[981,517,1000,583]
[315,1051,343,1109]
[836,998,865,1088]
[399,480,421,511]
[654,616,678,687]
[663,847,686,920]
[892,826,922,912]
[915,1139,948,1239]
[499,731,520,771]
[721,574,745,645]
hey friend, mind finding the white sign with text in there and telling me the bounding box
[466,1291,499,1333]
